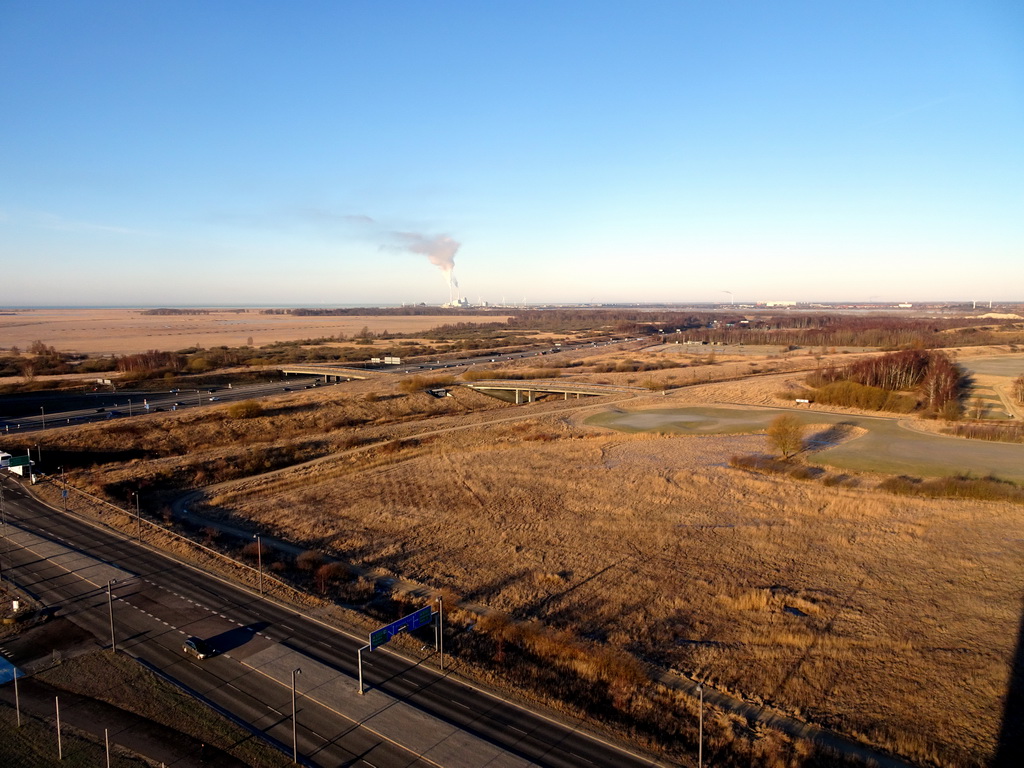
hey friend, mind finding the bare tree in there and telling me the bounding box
[767,414,805,459]
[971,397,986,420]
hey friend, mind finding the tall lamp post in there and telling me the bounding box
[60,466,67,513]
[107,580,117,653]
[697,683,703,768]
[40,406,45,431]
[133,491,142,541]
[291,667,302,764]
[253,533,264,595]
[437,595,444,671]
[0,483,5,585]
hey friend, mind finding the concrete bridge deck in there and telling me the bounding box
[466,379,643,402]
[279,364,391,380]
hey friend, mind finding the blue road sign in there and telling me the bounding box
[369,606,433,650]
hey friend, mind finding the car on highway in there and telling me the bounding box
[209,396,220,401]
[183,636,213,660]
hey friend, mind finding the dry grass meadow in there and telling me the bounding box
[15,340,1024,767]
[0,307,507,355]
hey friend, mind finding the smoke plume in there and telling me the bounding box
[396,232,460,299]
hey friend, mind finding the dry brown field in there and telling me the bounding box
[0,307,507,355]
[19,342,1024,767]
[207,402,1018,767]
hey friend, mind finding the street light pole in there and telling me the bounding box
[291,667,302,764]
[56,696,62,760]
[437,595,444,671]
[60,466,67,513]
[133,492,141,542]
[697,683,703,768]
[0,484,6,584]
[107,580,116,653]
[40,406,45,431]
[254,533,263,595]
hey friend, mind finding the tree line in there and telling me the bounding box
[803,350,963,415]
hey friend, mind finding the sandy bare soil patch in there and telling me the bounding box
[0,308,508,355]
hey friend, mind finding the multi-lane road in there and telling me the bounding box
[1,376,330,434]
[1,337,646,435]
[0,476,669,767]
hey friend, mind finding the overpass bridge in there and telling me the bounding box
[278,364,391,381]
[465,379,643,403]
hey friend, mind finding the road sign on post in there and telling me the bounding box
[369,606,433,650]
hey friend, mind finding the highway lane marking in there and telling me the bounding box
[10,481,663,768]
[239,660,448,768]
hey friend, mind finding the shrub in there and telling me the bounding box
[811,381,917,412]
[315,561,349,593]
[788,466,821,480]
[879,474,1024,504]
[943,422,1024,444]
[400,375,456,393]
[463,368,556,381]
[296,550,324,572]
[240,540,269,559]
[729,454,791,474]
[227,400,263,419]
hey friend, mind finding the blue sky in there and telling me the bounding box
[1,1,1022,306]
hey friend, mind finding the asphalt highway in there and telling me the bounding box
[1,337,645,434]
[0,477,668,768]
[1,376,329,433]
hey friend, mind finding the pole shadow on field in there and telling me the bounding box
[992,595,1024,767]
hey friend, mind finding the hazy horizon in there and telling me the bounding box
[2,2,1022,306]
